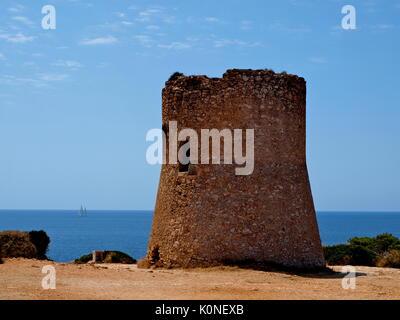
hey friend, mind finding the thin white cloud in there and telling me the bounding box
[0,73,69,87]
[115,12,127,19]
[121,21,134,26]
[163,16,176,24]
[362,0,379,13]
[240,20,253,30]
[52,60,83,69]
[0,75,39,87]
[8,5,24,13]
[0,32,35,43]
[12,16,35,26]
[205,17,220,23]
[67,0,93,8]
[23,61,36,67]
[368,24,395,35]
[136,8,162,22]
[309,57,327,64]
[213,39,262,48]
[80,35,118,45]
[38,73,69,81]
[136,16,151,22]
[134,35,154,47]
[146,25,160,30]
[89,21,124,32]
[96,62,110,68]
[0,53,5,60]
[269,22,311,34]
[186,16,201,24]
[186,36,200,42]
[135,7,175,24]
[139,8,162,16]
[371,24,394,30]
[158,42,191,50]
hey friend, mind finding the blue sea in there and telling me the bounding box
[0,210,399,262]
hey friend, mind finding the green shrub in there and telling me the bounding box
[349,233,400,254]
[0,231,37,259]
[376,250,400,268]
[104,251,136,264]
[324,234,400,268]
[29,230,50,259]
[168,72,184,82]
[348,245,379,266]
[74,251,136,264]
[323,244,378,266]
[74,253,93,264]
[323,244,351,265]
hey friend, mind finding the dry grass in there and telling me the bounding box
[377,250,400,268]
[0,231,37,259]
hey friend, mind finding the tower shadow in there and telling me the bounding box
[220,260,368,279]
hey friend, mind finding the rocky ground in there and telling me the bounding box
[0,258,399,300]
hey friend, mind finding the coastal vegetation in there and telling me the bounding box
[28,230,50,260]
[167,72,184,82]
[0,230,50,260]
[323,233,400,268]
[1,229,398,269]
[75,251,137,264]
[74,253,92,264]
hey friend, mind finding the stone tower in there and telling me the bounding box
[143,69,325,269]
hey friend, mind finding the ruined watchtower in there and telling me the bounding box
[143,69,325,269]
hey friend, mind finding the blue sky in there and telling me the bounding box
[0,0,399,211]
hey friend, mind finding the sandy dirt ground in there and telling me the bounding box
[0,258,399,300]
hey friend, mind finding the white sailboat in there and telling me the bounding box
[79,205,87,217]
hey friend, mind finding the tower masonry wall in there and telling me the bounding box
[144,69,325,269]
